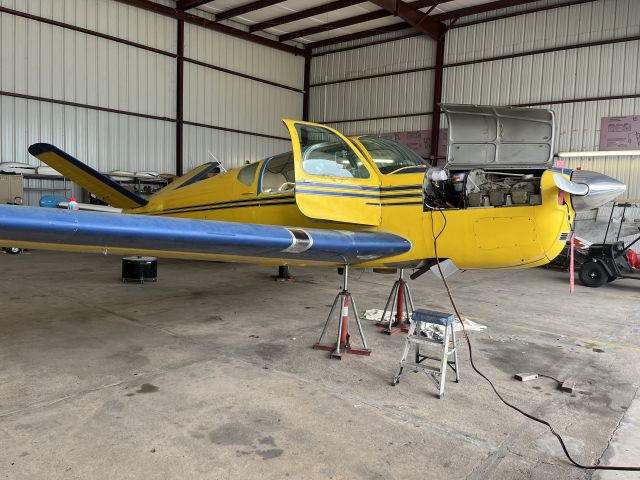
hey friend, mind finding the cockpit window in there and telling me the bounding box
[237,162,259,186]
[296,124,370,179]
[261,152,295,194]
[356,136,428,174]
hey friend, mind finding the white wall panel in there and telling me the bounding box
[184,62,301,138]
[0,96,175,173]
[325,115,433,138]
[0,11,176,117]
[310,71,435,128]
[185,23,304,90]
[309,25,438,136]
[183,124,290,172]
[309,0,640,197]
[442,40,640,106]
[312,29,416,56]
[311,35,437,84]
[442,46,640,197]
[0,0,308,195]
[182,22,304,167]
[445,0,640,64]
[439,0,640,198]
[0,0,176,52]
[548,100,640,200]
[451,0,579,26]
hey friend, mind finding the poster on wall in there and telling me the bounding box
[379,129,448,159]
[599,116,640,151]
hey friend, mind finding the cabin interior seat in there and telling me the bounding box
[262,154,295,194]
[262,172,288,193]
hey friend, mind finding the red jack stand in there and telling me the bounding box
[376,269,415,335]
[313,265,371,359]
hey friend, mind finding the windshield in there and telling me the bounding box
[356,136,428,174]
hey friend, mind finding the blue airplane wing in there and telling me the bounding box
[0,205,411,265]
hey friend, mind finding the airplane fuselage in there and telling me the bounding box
[128,157,573,270]
[6,110,625,270]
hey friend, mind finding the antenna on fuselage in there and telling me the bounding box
[207,150,226,172]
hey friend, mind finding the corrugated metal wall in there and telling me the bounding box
[443,0,640,198]
[183,23,303,171]
[0,0,177,176]
[309,0,640,197]
[0,0,304,191]
[309,35,437,136]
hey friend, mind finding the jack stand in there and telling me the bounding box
[376,269,415,335]
[313,265,371,359]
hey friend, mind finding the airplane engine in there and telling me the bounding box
[423,168,544,210]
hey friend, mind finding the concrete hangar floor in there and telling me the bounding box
[1,251,639,479]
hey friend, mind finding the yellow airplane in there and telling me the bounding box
[2,104,624,269]
[0,104,626,354]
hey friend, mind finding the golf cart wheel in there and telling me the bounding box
[3,247,22,255]
[579,262,608,288]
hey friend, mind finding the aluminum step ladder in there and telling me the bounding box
[391,309,460,398]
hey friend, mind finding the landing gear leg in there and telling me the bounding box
[274,265,294,282]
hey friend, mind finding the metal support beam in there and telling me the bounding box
[308,0,540,50]
[176,0,214,10]
[279,10,389,42]
[452,0,596,29]
[432,0,541,20]
[367,0,444,40]
[250,0,364,33]
[430,34,445,160]
[113,0,306,57]
[280,0,441,42]
[302,52,311,121]
[216,0,284,21]
[311,0,596,54]
[176,20,185,176]
[308,23,407,50]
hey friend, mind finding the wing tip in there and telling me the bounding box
[28,143,57,157]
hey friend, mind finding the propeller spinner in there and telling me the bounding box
[553,170,626,211]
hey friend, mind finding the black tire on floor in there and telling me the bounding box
[579,261,608,288]
[3,247,22,254]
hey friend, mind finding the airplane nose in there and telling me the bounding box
[569,170,626,211]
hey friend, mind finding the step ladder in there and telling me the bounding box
[391,309,460,398]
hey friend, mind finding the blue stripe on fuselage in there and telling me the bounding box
[295,181,421,192]
[149,200,296,216]
[148,194,295,215]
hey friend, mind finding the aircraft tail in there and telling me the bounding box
[28,143,148,209]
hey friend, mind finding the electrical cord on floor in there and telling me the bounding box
[537,374,563,385]
[429,209,640,472]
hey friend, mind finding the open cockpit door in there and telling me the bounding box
[283,120,381,226]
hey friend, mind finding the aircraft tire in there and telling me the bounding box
[579,261,608,288]
[3,247,22,255]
